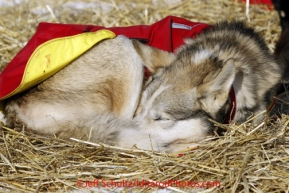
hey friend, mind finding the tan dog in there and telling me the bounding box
[3,21,282,152]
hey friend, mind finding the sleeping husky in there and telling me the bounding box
[3,21,282,152]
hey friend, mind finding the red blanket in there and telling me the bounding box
[0,16,210,100]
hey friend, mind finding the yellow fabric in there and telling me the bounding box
[1,29,115,102]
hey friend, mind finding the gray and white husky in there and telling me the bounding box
[2,21,282,152]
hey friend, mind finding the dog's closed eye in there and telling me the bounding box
[153,113,171,121]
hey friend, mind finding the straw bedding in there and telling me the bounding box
[0,0,288,192]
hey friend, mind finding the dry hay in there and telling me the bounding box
[0,0,288,192]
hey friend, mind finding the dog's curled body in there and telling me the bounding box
[4,21,282,152]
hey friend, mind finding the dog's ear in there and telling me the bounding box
[197,59,235,109]
[131,39,176,74]
[209,59,235,93]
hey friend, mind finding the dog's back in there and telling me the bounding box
[5,36,145,127]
